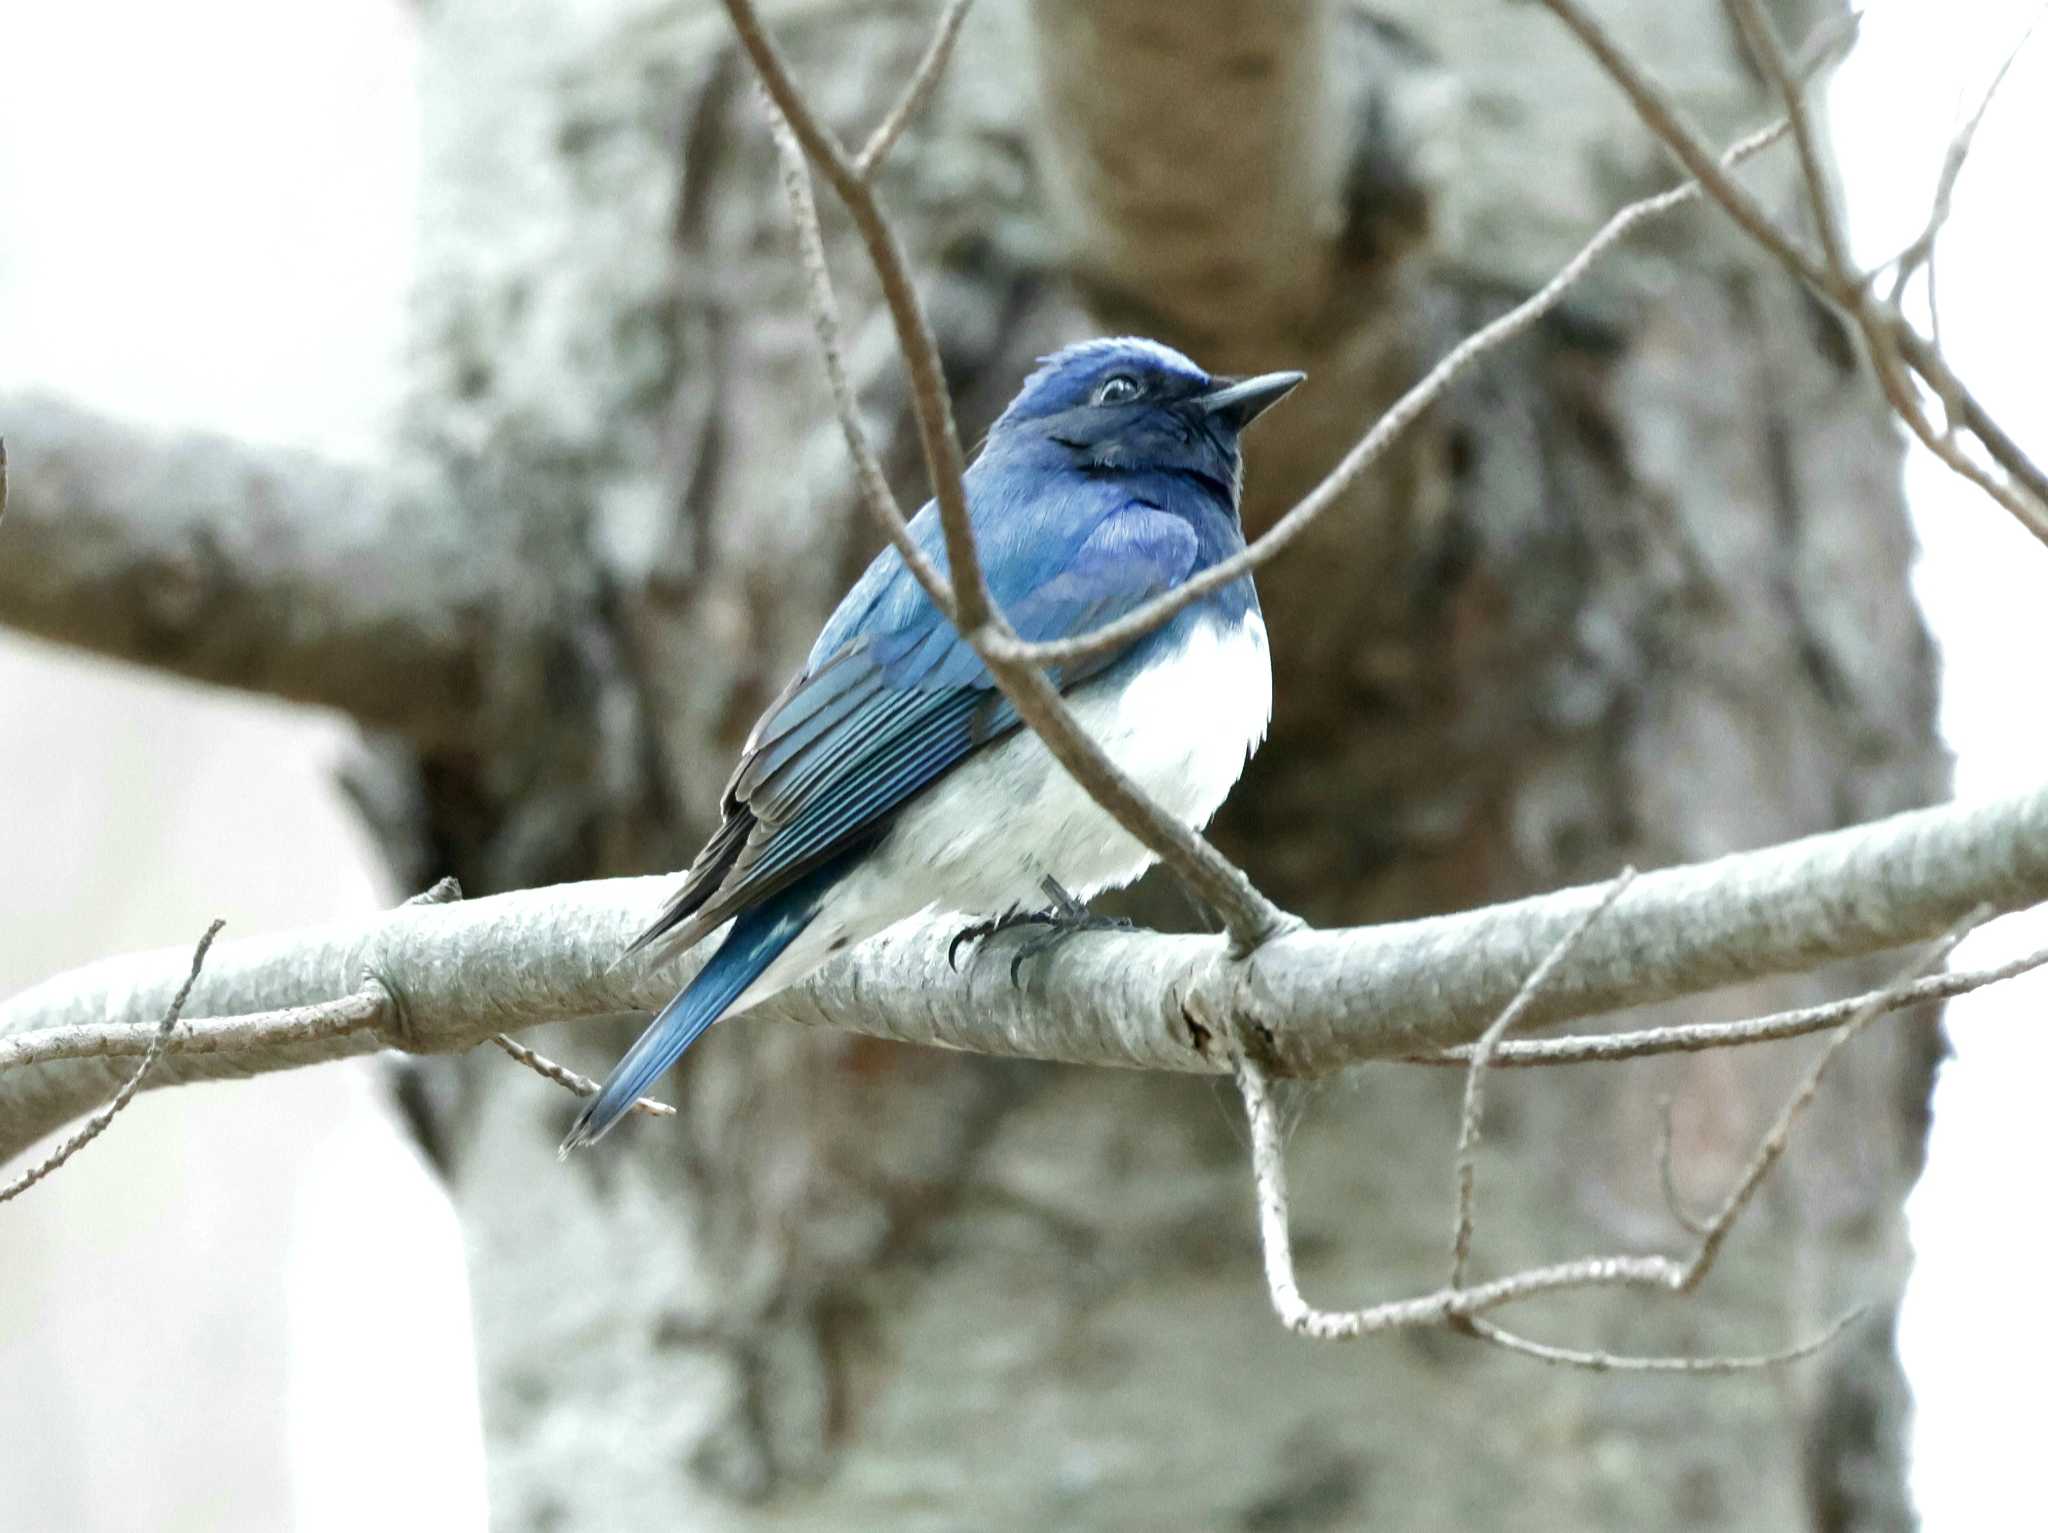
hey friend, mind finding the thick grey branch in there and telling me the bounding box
[7,781,2048,1161]
[0,393,485,744]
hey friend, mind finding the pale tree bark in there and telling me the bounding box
[0,0,1943,1526]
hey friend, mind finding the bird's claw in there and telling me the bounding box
[948,902,1024,971]
[948,877,1137,987]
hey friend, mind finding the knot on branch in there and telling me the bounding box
[357,969,418,1053]
[360,877,469,1052]
[1181,942,1282,1072]
[1229,906,1306,961]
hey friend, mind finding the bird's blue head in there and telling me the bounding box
[986,337,1304,506]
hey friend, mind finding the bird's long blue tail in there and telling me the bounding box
[560,888,823,1155]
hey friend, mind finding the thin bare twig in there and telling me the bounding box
[1656,1093,1712,1238]
[1462,1308,1862,1374]
[1725,0,1854,282]
[1438,897,1979,1372]
[0,988,387,1074]
[987,115,1793,673]
[721,0,985,628]
[1443,868,1857,1373]
[1411,938,2048,1068]
[1722,0,2034,540]
[1451,868,1637,1287]
[1235,1047,1681,1339]
[1234,1032,1855,1364]
[1239,1037,1846,1373]
[1672,911,1988,1293]
[852,0,973,179]
[1,921,223,1204]
[1538,0,1834,295]
[1885,327,2048,542]
[767,97,956,617]
[1893,326,2048,535]
[1884,0,2046,322]
[490,1033,675,1119]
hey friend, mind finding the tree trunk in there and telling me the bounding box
[374,1,1941,1526]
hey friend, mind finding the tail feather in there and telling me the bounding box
[560,895,818,1155]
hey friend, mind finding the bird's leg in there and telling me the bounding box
[947,875,1139,984]
[1036,876,1135,932]
[1005,875,1138,979]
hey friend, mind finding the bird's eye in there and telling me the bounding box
[1094,374,1141,406]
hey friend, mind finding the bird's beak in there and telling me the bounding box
[1196,374,1302,433]
[1196,370,1306,430]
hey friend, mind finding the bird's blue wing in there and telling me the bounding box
[626,490,1199,958]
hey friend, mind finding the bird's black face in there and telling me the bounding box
[988,339,1303,499]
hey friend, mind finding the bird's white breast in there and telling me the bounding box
[843,609,1269,913]
[729,609,1271,1010]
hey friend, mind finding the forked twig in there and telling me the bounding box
[1236,1047,1683,1341]
[1539,0,2048,543]
[1232,896,1978,1368]
[853,0,973,180]
[1673,912,1988,1291]
[1883,0,2048,346]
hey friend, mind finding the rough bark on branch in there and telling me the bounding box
[0,393,485,745]
[7,779,2042,1161]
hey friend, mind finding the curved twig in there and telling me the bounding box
[2,922,224,1203]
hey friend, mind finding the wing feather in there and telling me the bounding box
[629,498,1201,959]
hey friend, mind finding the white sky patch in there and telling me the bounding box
[0,0,417,455]
[286,1077,489,1533]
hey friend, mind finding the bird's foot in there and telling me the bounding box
[948,877,1137,985]
[948,902,1033,971]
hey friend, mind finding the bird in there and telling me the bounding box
[561,337,1302,1152]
